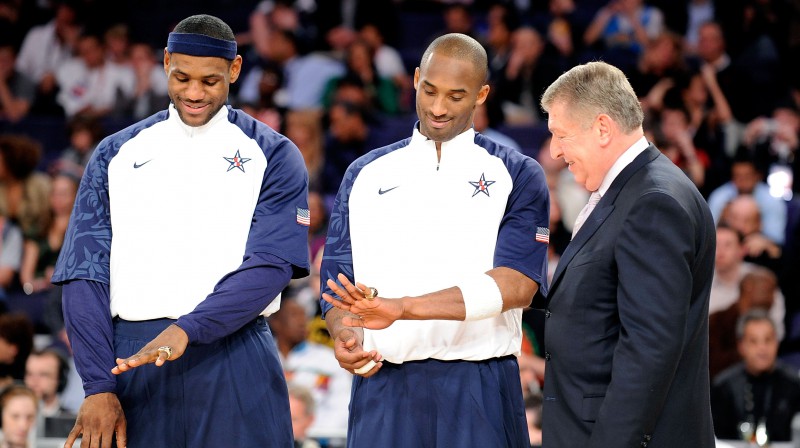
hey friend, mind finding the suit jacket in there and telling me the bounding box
[541,146,716,447]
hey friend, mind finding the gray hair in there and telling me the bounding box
[735,308,776,341]
[540,61,643,133]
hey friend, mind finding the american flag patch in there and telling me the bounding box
[535,227,549,243]
[296,207,310,226]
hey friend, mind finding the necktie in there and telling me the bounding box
[572,191,602,239]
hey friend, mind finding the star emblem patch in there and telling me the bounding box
[469,173,495,197]
[224,150,251,172]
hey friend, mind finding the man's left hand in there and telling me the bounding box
[322,273,403,330]
[111,324,189,375]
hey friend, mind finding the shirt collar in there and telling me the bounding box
[411,124,476,149]
[597,135,649,197]
[169,103,230,137]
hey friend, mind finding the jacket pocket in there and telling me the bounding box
[581,394,605,422]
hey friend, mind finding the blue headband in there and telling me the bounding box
[167,32,237,60]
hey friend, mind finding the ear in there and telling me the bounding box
[413,67,420,91]
[229,55,243,83]
[595,113,614,146]
[475,84,490,106]
[163,48,170,75]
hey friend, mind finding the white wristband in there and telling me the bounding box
[457,274,503,321]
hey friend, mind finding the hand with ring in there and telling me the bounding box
[112,323,189,375]
[322,273,403,330]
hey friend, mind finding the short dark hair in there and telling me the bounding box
[172,14,235,41]
[735,308,775,340]
[421,33,488,84]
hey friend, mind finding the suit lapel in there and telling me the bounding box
[548,145,662,297]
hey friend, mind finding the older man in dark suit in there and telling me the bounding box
[538,61,716,448]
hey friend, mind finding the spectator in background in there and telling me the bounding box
[287,383,321,448]
[0,134,51,239]
[312,0,399,56]
[629,30,686,114]
[742,102,799,198]
[679,64,737,196]
[55,33,136,119]
[269,298,351,440]
[127,42,169,120]
[358,23,411,110]
[24,348,71,418]
[57,115,104,168]
[0,43,35,123]
[483,3,518,82]
[711,309,800,442]
[583,0,664,71]
[710,223,785,338]
[709,267,778,379]
[320,100,376,198]
[0,313,33,386]
[238,61,285,131]
[427,3,476,44]
[693,20,762,125]
[283,108,324,189]
[708,155,787,246]
[321,39,400,115]
[654,101,707,189]
[473,102,520,152]
[0,383,37,448]
[15,0,81,116]
[19,165,80,298]
[103,23,130,66]
[720,194,783,272]
[489,26,548,126]
[238,26,344,111]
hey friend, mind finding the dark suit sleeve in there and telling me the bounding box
[587,191,702,447]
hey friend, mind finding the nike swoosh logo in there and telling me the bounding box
[133,160,152,169]
[378,186,399,195]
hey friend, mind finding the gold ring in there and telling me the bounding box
[364,287,378,300]
[157,346,173,360]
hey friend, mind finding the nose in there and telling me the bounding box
[184,80,206,101]
[431,95,447,117]
[549,139,563,160]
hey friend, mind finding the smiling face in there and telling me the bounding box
[414,52,489,145]
[164,51,241,127]
[547,101,613,192]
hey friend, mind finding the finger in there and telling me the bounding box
[322,293,350,310]
[155,349,168,367]
[326,279,356,304]
[100,428,113,448]
[361,361,383,378]
[115,421,128,448]
[64,423,82,448]
[339,274,366,298]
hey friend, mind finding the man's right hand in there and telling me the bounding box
[64,392,127,448]
[333,327,382,377]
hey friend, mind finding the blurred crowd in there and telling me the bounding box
[0,0,798,446]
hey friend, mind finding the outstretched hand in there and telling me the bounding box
[322,273,403,330]
[111,323,189,375]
